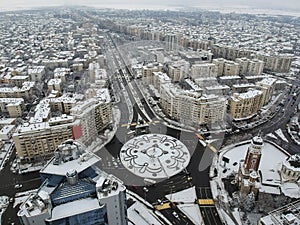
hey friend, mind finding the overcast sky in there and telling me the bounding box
[1,0,300,11]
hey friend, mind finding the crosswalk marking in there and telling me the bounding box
[197,199,214,205]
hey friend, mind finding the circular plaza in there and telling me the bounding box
[120,134,190,179]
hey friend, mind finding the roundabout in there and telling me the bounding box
[120,134,190,179]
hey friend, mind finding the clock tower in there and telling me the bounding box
[237,134,263,198]
[244,135,263,172]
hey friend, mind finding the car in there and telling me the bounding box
[143,187,149,192]
[14,184,22,189]
[172,211,179,219]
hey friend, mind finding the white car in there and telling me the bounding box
[14,184,22,189]
[172,211,179,219]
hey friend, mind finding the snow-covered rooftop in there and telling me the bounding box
[40,140,100,176]
[218,140,299,197]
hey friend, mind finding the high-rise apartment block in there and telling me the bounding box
[223,61,240,76]
[142,63,164,83]
[230,89,263,119]
[256,78,277,106]
[248,59,265,75]
[167,60,189,82]
[49,95,77,115]
[13,119,74,163]
[160,83,226,125]
[151,72,171,91]
[191,63,217,79]
[235,58,264,76]
[256,53,292,73]
[164,33,180,51]
[71,91,112,146]
[47,78,62,92]
[18,140,127,225]
[212,58,239,76]
[211,44,292,73]
[212,58,226,76]
[54,68,70,84]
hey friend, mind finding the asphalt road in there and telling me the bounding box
[0,33,298,225]
[99,34,224,224]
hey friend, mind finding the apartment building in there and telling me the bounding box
[235,58,264,76]
[160,83,226,125]
[0,81,35,100]
[191,63,217,79]
[232,83,256,93]
[47,78,62,92]
[256,77,277,106]
[0,98,24,118]
[167,60,189,82]
[223,61,240,76]
[248,59,265,75]
[164,33,180,51]
[0,125,15,140]
[178,50,213,64]
[54,68,70,84]
[95,88,112,131]
[151,72,171,91]
[256,53,292,73]
[28,66,45,82]
[10,75,30,88]
[212,58,226,76]
[71,92,112,146]
[49,95,77,115]
[212,44,292,73]
[13,120,74,163]
[230,89,263,120]
[142,63,164,83]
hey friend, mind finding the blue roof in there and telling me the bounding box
[51,179,96,206]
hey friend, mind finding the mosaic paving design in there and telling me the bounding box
[120,134,190,179]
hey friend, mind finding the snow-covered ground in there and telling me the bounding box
[127,190,173,225]
[165,186,204,225]
[266,133,277,140]
[128,201,166,225]
[275,129,289,143]
[219,141,288,183]
[210,139,300,225]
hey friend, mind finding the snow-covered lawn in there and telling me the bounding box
[219,142,288,188]
[275,129,289,142]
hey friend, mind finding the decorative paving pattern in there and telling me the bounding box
[120,134,190,179]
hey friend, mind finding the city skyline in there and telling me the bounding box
[0,6,299,225]
[1,0,300,12]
